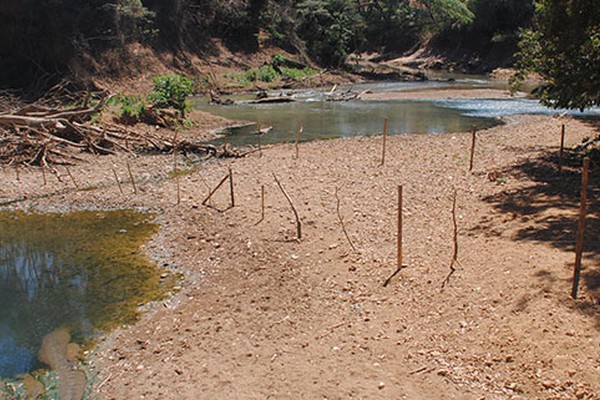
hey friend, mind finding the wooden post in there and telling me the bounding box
[15,163,20,182]
[397,185,403,270]
[66,166,79,190]
[558,124,565,173]
[126,160,137,194]
[113,167,124,196]
[383,184,407,287]
[469,126,476,172]
[228,167,235,208]
[381,118,388,166]
[571,157,590,299]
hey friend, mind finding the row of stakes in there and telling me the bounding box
[5,121,591,297]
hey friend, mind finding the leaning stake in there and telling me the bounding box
[571,157,590,299]
[272,172,302,240]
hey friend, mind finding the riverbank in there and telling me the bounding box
[1,112,599,399]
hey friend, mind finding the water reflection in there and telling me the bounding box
[203,100,499,146]
[0,211,164,379]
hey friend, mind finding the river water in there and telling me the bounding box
[0,211,166,384]
[197,76,600,146]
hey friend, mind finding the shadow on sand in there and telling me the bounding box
[478,117,600,328]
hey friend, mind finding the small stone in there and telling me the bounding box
[378,382,385,390]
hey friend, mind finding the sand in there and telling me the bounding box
[1,111,599,400]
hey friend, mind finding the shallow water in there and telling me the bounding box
[197,77,600,146]
[0,211,166,379]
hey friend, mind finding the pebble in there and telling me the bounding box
[378,382,385,390]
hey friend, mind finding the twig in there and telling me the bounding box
[112,167,124,196]
[174,132,180,205]
[202,173,230,206]
[294,122,303,159]
[272,172,302,240]
[255,184,265,225]
[442,189,462,289]
[126,160,137,194]
[335,187,357,252]
[469,126,476,172]
[65,166,79,190]
[558,124,565,173]
[381,118,388,166]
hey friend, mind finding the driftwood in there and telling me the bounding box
[0,92,251,169]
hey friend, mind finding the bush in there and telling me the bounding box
[111,95,147,124]
[148,74,194,117]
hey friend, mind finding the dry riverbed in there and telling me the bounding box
[1,112,599,399]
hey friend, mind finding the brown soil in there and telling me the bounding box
[1,111,599,399]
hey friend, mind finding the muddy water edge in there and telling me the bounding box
[0,210,174,399]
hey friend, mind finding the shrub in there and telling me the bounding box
[148,74,194,117]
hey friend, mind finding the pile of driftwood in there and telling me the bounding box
[0,88,241,170]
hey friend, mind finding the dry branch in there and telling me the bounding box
[272,172,302,240]
[442,189,462,289]
[335,187,357,252]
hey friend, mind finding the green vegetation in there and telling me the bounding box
[237,54,318,84]
[513,0,600,110]
[148,73,194,117]
[111,95,147,123]
[109,74,194,123]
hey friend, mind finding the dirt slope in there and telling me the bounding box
[1,114,599,399]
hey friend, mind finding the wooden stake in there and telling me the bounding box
[469,126,476,172]
[126,160,137,194]
[202,173,230,206]
[295,122,303,160]
[66,166,79,190]
[335,187,357,252]
[112,167,124,196]
[381,118,388,166]
[15,163,20,182]
[383,185,406,287]
[228,167,235,208]
[571,157,590,299]
[558,124,565,173]
[272,173,302,240]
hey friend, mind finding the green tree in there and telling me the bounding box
[297,0,364,66]
[513,0,600,110]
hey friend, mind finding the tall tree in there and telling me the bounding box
[513,0,600,110]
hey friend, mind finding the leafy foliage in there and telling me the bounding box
[148,74,194,117]
[111,95,147,123]
[513,0,600,110]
